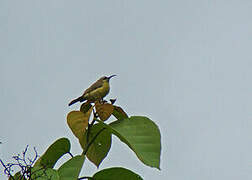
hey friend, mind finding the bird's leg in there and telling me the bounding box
[100,98,107,104]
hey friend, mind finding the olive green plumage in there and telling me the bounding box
[68,75,116,106]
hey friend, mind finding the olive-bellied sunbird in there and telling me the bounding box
[68,75,116,106]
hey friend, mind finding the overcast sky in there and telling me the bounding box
[0,1,251,180]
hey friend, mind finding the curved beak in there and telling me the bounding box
[108,75,116,80]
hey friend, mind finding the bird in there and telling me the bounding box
[68,75,116,106]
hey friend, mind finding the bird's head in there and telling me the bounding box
[102,75,116,82]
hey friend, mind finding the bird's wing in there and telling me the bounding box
[84,79,103,94]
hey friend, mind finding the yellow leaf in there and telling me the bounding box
[67,108,92,139]
[95,102,114,121]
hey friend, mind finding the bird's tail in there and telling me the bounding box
[68,96,85,106]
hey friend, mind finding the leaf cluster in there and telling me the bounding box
[2,99,161,180]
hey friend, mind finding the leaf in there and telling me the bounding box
[92,167,143,180]
[80,123,112,167]
[67,109,92,139]
[95,102,114,121]
[97,116,161,169]
[31,166,59,180]
[110,116,161,169]
[112,105,128,120]
[58,155,85,180]
[34,138,71,168]
[80,101,92,113]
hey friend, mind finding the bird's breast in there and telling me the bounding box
[84,81,110,101]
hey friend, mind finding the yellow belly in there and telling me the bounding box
[84,82,110,102]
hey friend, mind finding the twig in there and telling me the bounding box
[86,109,98,145]
[0,159,14,180]
[1,146,39,179]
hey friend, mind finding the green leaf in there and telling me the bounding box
[34,138,71,168]
[80,123,112,167]
[92,167,143,180]
[58,155,85,180]
[97,116,161,169]
[31,166,59,180]
[112,105,128,120]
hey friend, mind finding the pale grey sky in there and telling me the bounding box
[0,1,251,180]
